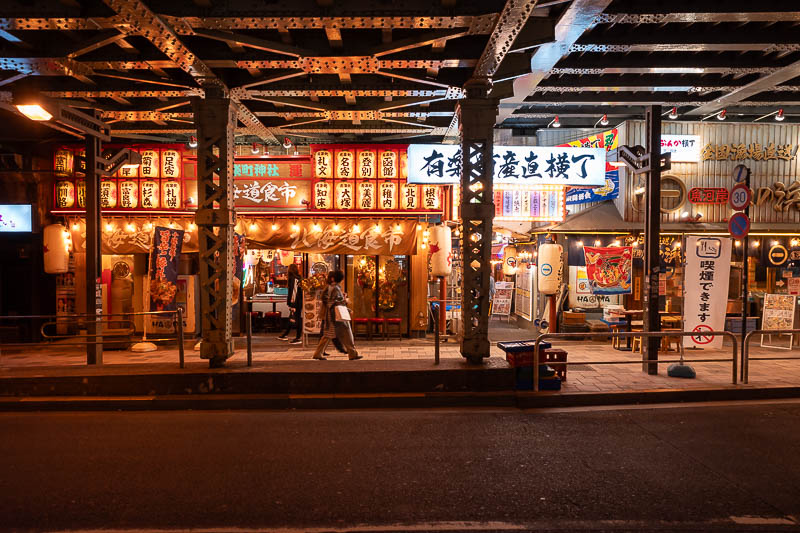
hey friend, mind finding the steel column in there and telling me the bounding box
[84,123,103,365]
[192,92,236,367]
[643,105,661,374]
[457,78,497,363]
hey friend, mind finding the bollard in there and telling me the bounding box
[434,302,440,365]
[247,310,253,367]
[176,308,185,369]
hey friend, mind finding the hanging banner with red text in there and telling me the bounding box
[149,227,184,312]
[684,236,732,350]
[583,246,633,295]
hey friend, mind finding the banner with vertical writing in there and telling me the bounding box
[683,236,732,349]
[149,227,184,312]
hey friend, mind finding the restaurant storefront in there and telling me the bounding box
[47,144,447,339]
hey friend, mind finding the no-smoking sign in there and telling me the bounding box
[729,183,751,211]
[692,324,714,344]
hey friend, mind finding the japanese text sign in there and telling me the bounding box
[407,144,606,186]
[661,135,700,162]
[233,179,308,208]
[149,226,184,312]
[683,236,732,349]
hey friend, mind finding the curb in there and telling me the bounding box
[2,386,800,411]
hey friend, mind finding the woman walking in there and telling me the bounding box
[313,270,362,360]
[278,263,303,344]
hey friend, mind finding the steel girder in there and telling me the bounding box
[457,79,497,363]
[192,95,236,368]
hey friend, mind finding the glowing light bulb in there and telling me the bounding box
[753,240,760,247]
[594,240,601,246]
[613,240,620,247]
[71,223,79,231]
[126,223,135,232]
[421,243,427,249]
[353,224,360,233]
[312,223,321,232]
[416,223,422,230]
[271,223,278,230]
[144,222,153,231]
[374,224,381,232]
[292,223,299,231]
[360,258,367,266]
[168,222,175,229]
[250,223,257,231]
[395,224,401,232]
[772,240,779,247]
[104,222,113,231]
[577,241,584,247]
[735,240,741,247]
[188,223,196,231]
[333,223,340,231]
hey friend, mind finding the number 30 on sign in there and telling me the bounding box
[729,183,751,211]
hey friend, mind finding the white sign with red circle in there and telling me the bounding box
[691,324,714,345]
[729,183,751,211]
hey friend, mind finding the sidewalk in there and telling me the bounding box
[2,334,799,394]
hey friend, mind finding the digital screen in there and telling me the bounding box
[0,205,33,232]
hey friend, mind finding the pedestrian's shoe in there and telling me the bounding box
[348,354,363,360]
[277,335,288,340]
[289,338,302,344]
[313,355,327,360]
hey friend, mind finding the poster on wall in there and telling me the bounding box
[568,266,623,308]
[583,246,633,295]
[492,281,514,317]
[566,165,619,205]
[302,290,322,335]
[515,267,533,320]
[761,294,796,350]
[683,236,732,350]
[148,227,184,312]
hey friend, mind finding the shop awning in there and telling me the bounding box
[535,202,639,233]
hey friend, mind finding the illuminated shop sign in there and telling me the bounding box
[407,144,606,186]
[493,185,565,222]
[661,135,700,162]
[701,142,797,162]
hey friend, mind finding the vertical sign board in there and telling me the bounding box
[492,281,515,317]
[684,236,733,349]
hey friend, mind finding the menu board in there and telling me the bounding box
[515,268,533,320]
[303,289,322,335]
[492,281,514,317]
[761,293,796,350]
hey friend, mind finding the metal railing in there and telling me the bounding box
[428,298,462,365]
[0,309,185,367]
[528,330,739,391]
[742,328,800,384]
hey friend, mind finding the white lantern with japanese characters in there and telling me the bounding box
[379,149,397,179]
[161,180,181,209]
[502,245,517,276]
[100,180,118,208]
[422,185,440,210]
[335,181,354,210]
[314,149,332,179]
[402,184,418,210]
[76,180,86,208]
[314,181,331,210]
[43,224,70,274]
[336,150,354,179]
[379,181,396,210]
[537,242,562,295]
[54,150,73,177]
[139,149,159,179]
[160,150,180,178]
[118,180,138,208]
[357,181,375,210]
[140,180,159,209]
[55,180,75,208]
[117,161,139,178]
[76,149,86,177]
[429,225,452,277]
[357,150,376,179]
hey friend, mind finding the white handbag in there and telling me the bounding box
[334,305,351,322]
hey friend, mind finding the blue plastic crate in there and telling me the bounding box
[514,366,562,391]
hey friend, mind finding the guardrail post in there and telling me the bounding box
[176,308,185,369]
[434,303,440,365]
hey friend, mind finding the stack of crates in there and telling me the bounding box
[496,340,562,391]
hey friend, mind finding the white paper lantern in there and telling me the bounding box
[429,225,452,277]
[279,250,294,266]
[44,224,70,274]
[502,245,517,276]
[537,242,563,295]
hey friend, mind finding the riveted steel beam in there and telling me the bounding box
[191,28,314,58]
[594,12,800,25]
[496,0,611,123]
[473,0,540,78]
[569,43,800,53]
[688,58,800,116]
[43,89,203,98]
[549,67,781,76]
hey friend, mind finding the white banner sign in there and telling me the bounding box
[661,135,701,163]
[407,144,606,186]
[567,266,622,309]
[683,236,732,349]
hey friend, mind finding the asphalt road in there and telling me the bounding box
[2,401,800,532]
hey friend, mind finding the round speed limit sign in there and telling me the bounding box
[729,183,751,211]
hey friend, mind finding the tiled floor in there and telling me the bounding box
[2,331,799,394]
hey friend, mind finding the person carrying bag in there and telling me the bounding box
[312,270,362,361]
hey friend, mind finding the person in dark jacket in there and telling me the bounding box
[278,263,303,344]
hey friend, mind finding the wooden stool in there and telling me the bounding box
[540,347,568,381]
[631,326,644,353]
[384,318,402,338]
[661,328,681,351]
[611,325,622,349]
[353,318,370,338]
[369,317,385,339]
